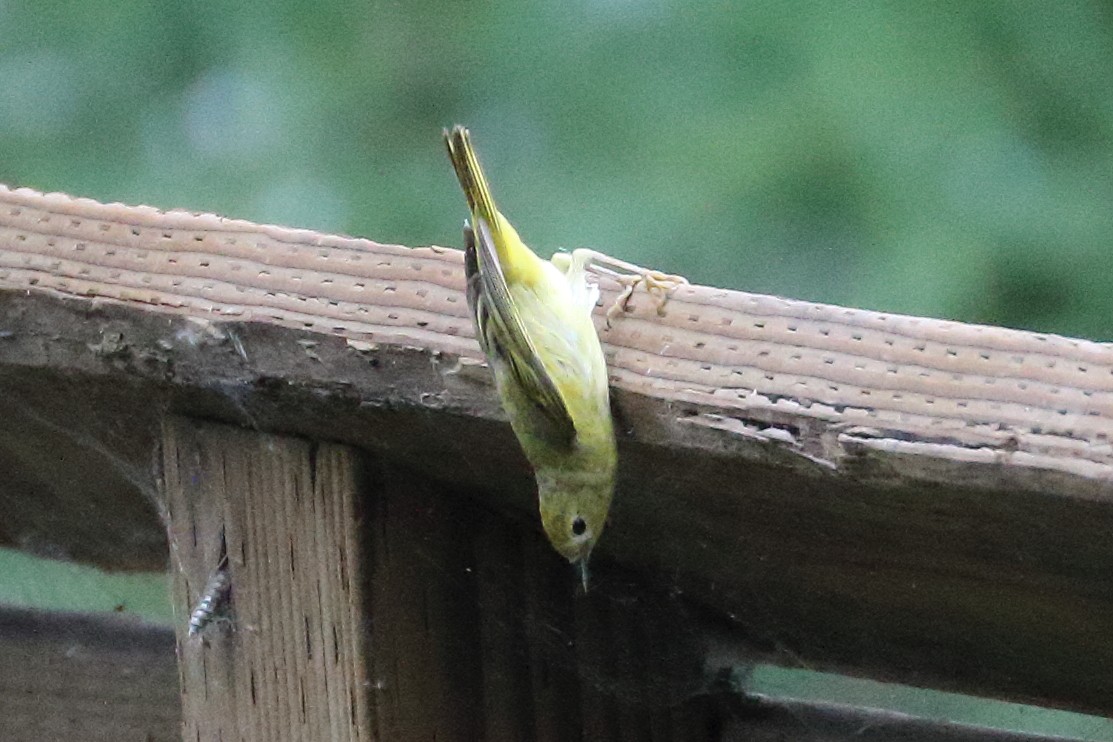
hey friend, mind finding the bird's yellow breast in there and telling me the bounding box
[499,260,613,469]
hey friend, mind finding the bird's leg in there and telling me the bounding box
[552,248,688,325]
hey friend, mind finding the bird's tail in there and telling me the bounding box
[444,126,501,237]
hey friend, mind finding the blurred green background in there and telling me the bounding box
[1,0,1110,338]
[2,0,1113,737]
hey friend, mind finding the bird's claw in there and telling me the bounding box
[605,270,688,326]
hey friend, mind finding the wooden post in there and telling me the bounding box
[162,417,372,741]
[160,417,723,740]
[0,608,178,742]
[361,466,485,741]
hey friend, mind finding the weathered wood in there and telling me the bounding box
[0,184,1107,495]
[364,465,485,741]
[0,606,178,741]
[0,607,1082,742]
[161,418,719,740]
[1,186,1112,715]
[162,418,373,741]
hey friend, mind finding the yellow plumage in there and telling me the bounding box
[444,126,616,579]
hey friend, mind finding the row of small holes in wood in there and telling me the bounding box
[1,191,1110,461]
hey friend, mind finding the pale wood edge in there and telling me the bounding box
[0,184,1109,503]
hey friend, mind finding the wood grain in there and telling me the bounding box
[162,418,373,741]
[2,185,1113,716]
[0,184,1108,497]
[0,607,178,742]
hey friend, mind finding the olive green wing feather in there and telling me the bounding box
[464,220,576,447]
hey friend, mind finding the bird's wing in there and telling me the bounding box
[465,220,576,447]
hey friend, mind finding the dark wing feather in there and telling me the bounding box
[464,220,576,447]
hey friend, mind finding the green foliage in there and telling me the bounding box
[0,1,1109,339]
[0,547,171,624]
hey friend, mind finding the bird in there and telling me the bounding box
[444,126,685,587]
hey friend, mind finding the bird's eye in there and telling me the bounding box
[571,516,587,537]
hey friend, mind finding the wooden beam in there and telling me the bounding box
[0,185,1107,496]
[0,607,1083,742]
[0,186,1111,715]
[0,607,178,741]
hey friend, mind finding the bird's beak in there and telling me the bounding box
[576,557,591,592]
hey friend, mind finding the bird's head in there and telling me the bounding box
[536,471,614,585]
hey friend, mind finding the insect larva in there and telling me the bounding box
[188,556,231,637]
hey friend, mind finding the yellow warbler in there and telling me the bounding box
[444,126,617,583]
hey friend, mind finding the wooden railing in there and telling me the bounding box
[0,184,1109,739]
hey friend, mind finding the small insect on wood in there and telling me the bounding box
[188,548,232,638]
